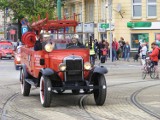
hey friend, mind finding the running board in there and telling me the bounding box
[25,79,36,86]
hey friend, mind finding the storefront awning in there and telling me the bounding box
[127,22,152,28]
[127,22,160,30]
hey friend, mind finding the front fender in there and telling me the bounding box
[40,68,54,76]
[93,66,108,74]
[21,64,29,78]
[88,66,108,83]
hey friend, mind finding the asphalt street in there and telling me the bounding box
[0,58,160,120]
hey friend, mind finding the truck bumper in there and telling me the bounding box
[51,85,106,91]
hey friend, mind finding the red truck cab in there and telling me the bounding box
[0,40,14,59]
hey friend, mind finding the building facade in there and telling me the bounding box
[63,0,160,51]
[0,9,17,41]
[0,10,5,39]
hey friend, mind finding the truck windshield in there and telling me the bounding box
[43,33,84,50]
[54,43,67,49]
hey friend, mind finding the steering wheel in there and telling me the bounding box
[67,45,80,49]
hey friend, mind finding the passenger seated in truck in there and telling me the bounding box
[67,34,85,48]
[34,35,42,51]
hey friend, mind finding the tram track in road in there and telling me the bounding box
[108,79,160,87]
[79,95,97,120]
[1,92,39,120]
[79,79,160,120]
[131,84,160,120]
[1,93,19,120]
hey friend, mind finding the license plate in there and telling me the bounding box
[6,55,12,57]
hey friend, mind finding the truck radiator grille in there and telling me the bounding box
[65,59,83,81]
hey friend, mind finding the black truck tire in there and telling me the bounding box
[20,68,31,96]
[40,76,52,107]
[93,74,107,105]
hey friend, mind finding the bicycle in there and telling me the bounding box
[142,57,156,79]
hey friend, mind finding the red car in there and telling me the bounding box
[14,46,22,70]
[0,41,14,59]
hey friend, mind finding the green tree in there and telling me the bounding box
[0,0,57,21]
[0,0,66,39]
[0,0,59,39]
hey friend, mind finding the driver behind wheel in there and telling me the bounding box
[67,34,85,48]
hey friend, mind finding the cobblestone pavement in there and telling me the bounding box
[0,59,160,120]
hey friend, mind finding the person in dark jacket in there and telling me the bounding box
[67,34,85,48]
[34,34,43,51]
[123,42,130,61]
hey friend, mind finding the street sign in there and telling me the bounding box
[21,18,28,25]
[21,26,28,34]
[98,23,114,32]
[100,24,109,29]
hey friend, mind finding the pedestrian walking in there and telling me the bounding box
[112,38,119,61]
[140,43,148,66]
[134,42,142,61]
[98,41,103,60]
[119,37,125,58]
[94,39,99,60]
[100,44,108,63]
[86,39,96,66]
[123,42,130,61]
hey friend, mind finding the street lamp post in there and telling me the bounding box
[4,8,6,39]
[108,0,112,62]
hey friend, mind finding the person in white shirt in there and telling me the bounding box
[140,43,147,66]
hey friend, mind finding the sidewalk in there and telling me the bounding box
[95,57,141,67]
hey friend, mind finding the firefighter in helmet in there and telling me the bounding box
[67,34,85,48]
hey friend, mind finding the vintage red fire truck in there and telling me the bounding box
[20,14,108,107]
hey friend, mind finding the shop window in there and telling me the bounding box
[155,33,160,47]
[101,0,106,21]
[64,8,69,18]
[147,0,157,17]
[132,0,142,18]
[71,4,75,16]
[101,33,107,41]
[131,33,149,48]
[85,0,94,22]
[78,3,82,22]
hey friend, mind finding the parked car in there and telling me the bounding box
[14,46,22,70]
[0,40,14,59]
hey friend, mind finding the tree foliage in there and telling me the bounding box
[0,0,66,22]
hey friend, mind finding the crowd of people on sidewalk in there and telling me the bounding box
[85,37,131,64]
[86,37,160,79]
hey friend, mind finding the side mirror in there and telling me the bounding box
[40,59,45,65]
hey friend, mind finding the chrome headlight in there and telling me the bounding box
[44,43,54,52]
[84,62,92,70]
[59,63,66,71]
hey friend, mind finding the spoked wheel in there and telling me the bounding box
[93,75,107,105]
[150,67,156,79]
[142,70,147,80]
[20,68,31,96]
[40,76,52,107]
